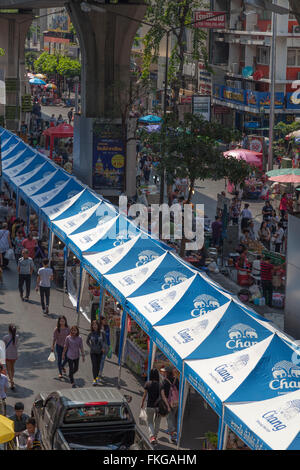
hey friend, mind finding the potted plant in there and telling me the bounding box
[205,431,218,450]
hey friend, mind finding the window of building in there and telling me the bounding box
[257,47,270,65]
[240,45,245,63]
[287,49,300,66]
[259,11,272,21]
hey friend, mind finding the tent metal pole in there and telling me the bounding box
[118,310,128,388]
[26,204,30,236]
[222,425,229,450]
[176,365,187,449]
[76,266,85,327]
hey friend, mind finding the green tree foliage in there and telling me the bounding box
[273,120,300,159]
[142,0,207,109]
[25,51,39,71]
[56,56,81,78]
[0,48,5,56]
[140,113,248,255]
[34,51,58,74]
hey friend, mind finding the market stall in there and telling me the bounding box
[42,123,73,162]
[3,125,300,451]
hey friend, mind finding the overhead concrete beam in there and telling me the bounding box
[290,0,300,25]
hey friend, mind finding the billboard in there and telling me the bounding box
[192,95,211,121]
[92,122,125,192]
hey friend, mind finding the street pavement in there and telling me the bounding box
[0,260,218,451]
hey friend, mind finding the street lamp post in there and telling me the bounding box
[268,7,277,171]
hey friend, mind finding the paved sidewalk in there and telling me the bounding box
[0,261,217,451]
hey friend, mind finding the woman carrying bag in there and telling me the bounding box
[141,369,161,445]
[51,316,70,379]
[86,320,106,386]
[62,325,85,388]
[160,367,180,444]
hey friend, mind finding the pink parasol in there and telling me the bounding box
[268,174,300,183]
[223,148,263,169]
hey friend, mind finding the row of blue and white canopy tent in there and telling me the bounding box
[2,126,300,450]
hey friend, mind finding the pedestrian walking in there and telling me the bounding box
[3,324,19,390]
[279,192,288,217]
[67,108,73,125]
[62,325,85,388]
[18,417,42,450]
[17,249,34,301]
[260,256,274,307]
[258,221,271,250]
[273,222,285,253]
[240,203,252,231]
[211,216,222,247]
[22,232,37,260]
[35,258,53,314]
[0,363,8,415]
[0,222,12,267]
[9,402,30,436]
[14,231,25,262]
[160,366,179,444]
[98,316,110,380]
[141,368,161,445]
[230,197,240,225]
[51,316,70,379]
[86,320,106,386]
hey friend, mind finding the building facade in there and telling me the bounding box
[210,0,300,131]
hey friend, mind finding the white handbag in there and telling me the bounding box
[4,248,14,260]
[48,351,56,362]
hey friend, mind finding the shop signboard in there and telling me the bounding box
[5,77,18,93]
[192,95,211,121]
[92,121,125,192]
[194,11,226,29]
[222,87,246,105]
[286,93,300,110]
[5,105,19,120]
[248,136,264,154]
[247,91,284,109]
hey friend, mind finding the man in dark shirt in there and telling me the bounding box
[9,402,30,436]
[211,216,222,247]
[262,201,273,222]
[260,256,274,307]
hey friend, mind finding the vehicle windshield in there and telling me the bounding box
[63,404,132,424]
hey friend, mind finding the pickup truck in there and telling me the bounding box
[31,387,152,450]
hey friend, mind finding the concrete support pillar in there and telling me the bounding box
[66,3,146,199]
[0,13,33,131]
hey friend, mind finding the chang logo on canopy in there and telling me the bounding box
[144,291,177,314]
[173,320,208,345]
[80,202,95,212]
[226,323,258,350]
[261,400,300,432]
[136,250,160,267]
[97,215,114,227]
[161,271,188,289]
[269,361,300,392]
[54,180,66,188]
[214,355,249,383]
[113,230,136,247]
[67,190,79,199]
[190,294,221,317]
[119,267,148,287]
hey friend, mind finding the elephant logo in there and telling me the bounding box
[113,230,136,247]
[226,324,258,350]
[228,324,258,340]
[271,361,300,380]
[136,250,160,267]
[190,294,221,317]
[161,271,188,289]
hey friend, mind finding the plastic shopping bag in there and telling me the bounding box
[48,351,56,362]
[4,249,14,260]
[139,408,147,426]
[106,345,112,359]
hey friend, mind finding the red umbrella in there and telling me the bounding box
[223,148,263,169]
[269,174,300,183]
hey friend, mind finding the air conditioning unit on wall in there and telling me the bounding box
[230,63,239,74]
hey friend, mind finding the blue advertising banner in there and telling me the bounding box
[286,92,300,110]
[92,122,125,192]
[247,91,284,109]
